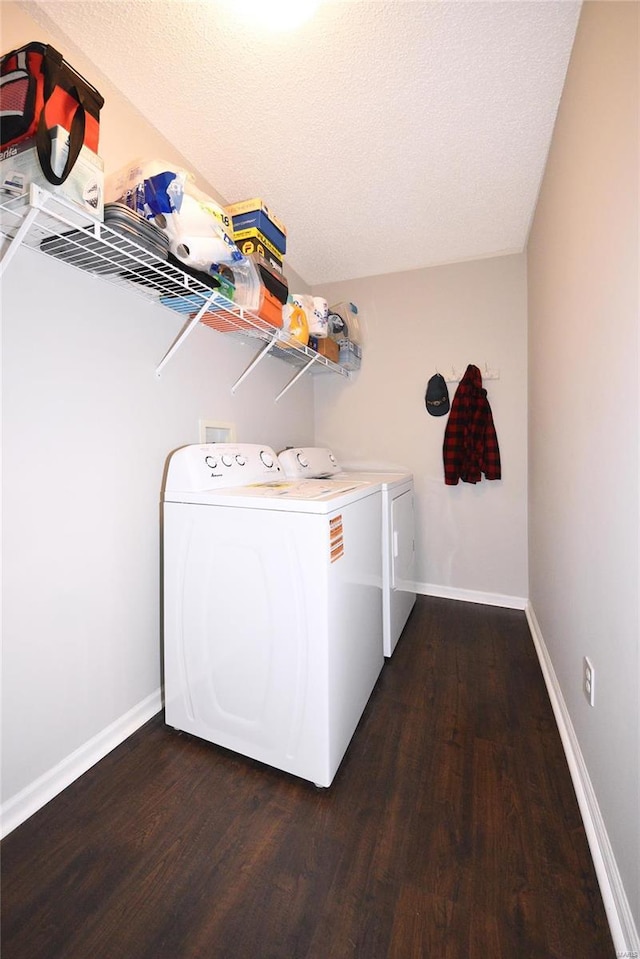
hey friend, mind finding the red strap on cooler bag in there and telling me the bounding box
[0,41,104,185]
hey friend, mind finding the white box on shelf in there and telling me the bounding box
[0,126,104,229]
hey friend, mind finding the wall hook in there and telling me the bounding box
[481,362,500,381]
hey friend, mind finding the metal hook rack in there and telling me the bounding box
[442,363,500,383]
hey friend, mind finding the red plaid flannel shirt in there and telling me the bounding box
[443,364,501,485]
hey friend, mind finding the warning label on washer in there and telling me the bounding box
[329,515,344,562]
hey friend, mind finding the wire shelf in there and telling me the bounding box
[0,185,350,383]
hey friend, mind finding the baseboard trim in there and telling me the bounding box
[1,688,163,839]
[415,581,528,610]
[525,603,639,955]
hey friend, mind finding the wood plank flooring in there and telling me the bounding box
[1,597,614,958]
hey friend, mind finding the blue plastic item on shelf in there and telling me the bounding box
[106,159,243,271]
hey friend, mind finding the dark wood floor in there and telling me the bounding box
[2,597,614,958]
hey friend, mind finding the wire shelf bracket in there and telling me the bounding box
[275,354,321,402]
[155,287,225,378]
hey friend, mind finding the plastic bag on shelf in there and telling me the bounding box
[328,300,363,345]
[221,256,261,310]
[106,159,242,270]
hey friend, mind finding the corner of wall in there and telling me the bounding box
[525,603,639,955]
[1,689,163,839]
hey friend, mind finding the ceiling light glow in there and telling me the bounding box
[231,0,320,33]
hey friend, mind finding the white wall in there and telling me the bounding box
[1,3,314,826]
[1,252,315,812]
[312,254,528,605]
[527,0,639,938]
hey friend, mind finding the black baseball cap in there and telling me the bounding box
[425,373,450,416]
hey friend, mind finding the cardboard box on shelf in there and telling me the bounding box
[229,207,286,254]
[233,231,283,272]
[315,336,340,364]
[225,197,287,236]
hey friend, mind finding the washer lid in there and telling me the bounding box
[334,470,413,491]
[164,478,381,512]
[242,479,367,499]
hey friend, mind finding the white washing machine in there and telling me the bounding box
[278,448,416,657]
[162,443,384,788]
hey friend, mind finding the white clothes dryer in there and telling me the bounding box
[162,443,384,788]
[278,447,416,657]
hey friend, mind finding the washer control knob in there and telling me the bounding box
[221,454,233,467]
[204,455,217,469]
[329,453,338,465]
[235,454,246,466]
[296,452,309,468]
[260,450,274,468]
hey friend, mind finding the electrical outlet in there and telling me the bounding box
[583,657,595,707]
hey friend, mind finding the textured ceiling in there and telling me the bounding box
[21,0,581,286]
